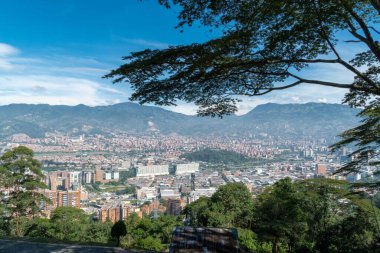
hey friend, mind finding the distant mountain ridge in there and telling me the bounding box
[0,102,361,140]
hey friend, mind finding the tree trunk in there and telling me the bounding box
[272,239,278,253]
[15,215,21,237]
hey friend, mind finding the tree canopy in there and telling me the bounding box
[184,182,254,228]
[180,148,251,164]
[0,146,48,236]
[331,104,380,188]
[185,179,380,253]
[106,0,380,184]
[111,220,127,247]
[106,0,380,116]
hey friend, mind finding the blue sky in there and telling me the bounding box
[0,0,357,115]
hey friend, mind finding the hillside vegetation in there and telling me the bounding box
[0,102,360,140]
[180,148,252,164]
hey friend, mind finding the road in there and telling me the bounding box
[0,239,136,253]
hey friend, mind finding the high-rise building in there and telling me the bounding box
[136,164,169,177]
[175,163,199,175]
[99,204,132,223]
[315,164,327,176]
[94,168,120,183]
[48,171,82,190]
[95,168,104,183]
[167,199,186,216]
[41,190,58,211]
[40,189,81,216]
[57,190,81,208]
[108,206,122,223]
[48,171,70,190]
[82,171,93,184]
[68,171,81,190]
[49,175,58,191]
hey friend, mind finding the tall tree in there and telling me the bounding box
[0,146,47,237]
[50,207,89,241]
[106,0,380,181]
[331,105,380,188]
[184,196,210,226]
[184,182,254,228]
[111,220,127,247]
[254,178,308,253]
[209,182,254,228]
[254,178,380,253]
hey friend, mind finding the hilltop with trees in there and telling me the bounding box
[180,148,252,164]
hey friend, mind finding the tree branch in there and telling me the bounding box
[343,1,380,61]
[289,73,380,95]
[311,2,379,88]
[288,73,353,89]
[218,58,340,70]
[312,0,342,59]
[369,26,380,35]
[345,18,369,44]
[337,59,378,87]
[344,40,362,43]
[370,0,380,16]
[252,80,303,96]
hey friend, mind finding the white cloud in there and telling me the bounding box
[232,82,347,115]
[0,42,129,106]
[291,96,300,102]
[0,43,19,56]
[0,59,16,71]
[0,75,126,106]
[163,103,198,115]
[0,42,354,115]
[318,98,328,103]
[302,63,355,84]
[0,43,21,71]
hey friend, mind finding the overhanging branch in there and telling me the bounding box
[289,73,353,89]
[252,80,303,96]
[343,1,380,61]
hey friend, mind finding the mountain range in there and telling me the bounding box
[0,102,361,140]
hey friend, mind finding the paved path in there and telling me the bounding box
[0,239,134,253]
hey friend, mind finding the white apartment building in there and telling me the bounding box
[175,163,199,174]
[136,164,169,177]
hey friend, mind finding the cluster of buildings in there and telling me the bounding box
[39,167,119,217]
[135,163,199,177]
[40,170,86,217]
[94,168,120,183]
[45,168,121,188]
[95,164,199,223]
[3,132,334,168]
[40,190,81,216]
[97,198,186,223]
[38,158,362,222]
[1,131,377,225]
